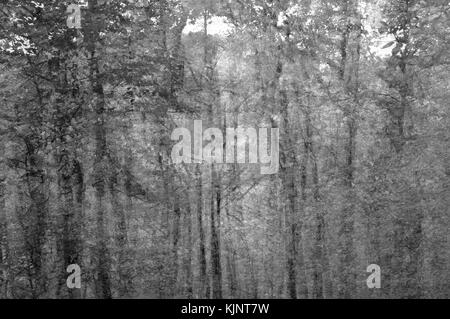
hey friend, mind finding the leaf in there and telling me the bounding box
[381,41,395,49]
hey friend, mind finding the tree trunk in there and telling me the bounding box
[337,0,361,298]
[123,153,135,296]
[86,0,112,299]
[385,1,423,298]
[277,60,303,299]
[210,170,222,299]
[0,178,8,298]
[196,165,208,298]
[108,154,132,298]
[19,139,48,298]
[226,241,238,298]
[184,200,193,298]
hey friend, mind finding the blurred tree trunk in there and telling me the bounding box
[202,10,223,299]
[171,190,181,297]
[0,178,8,298]
[123,153,135,296]
[225,241,238,298]
[383,0,423,298]
[20,139,48,298]
[196,165,208,298]
[278,63,299,299]
[108,153,132,298]
[210,171,222,299]
[303,105,327,299]
[53,52,83,299]
[336,0,361,298]
[86,0,112,299]
[183,200,193,298]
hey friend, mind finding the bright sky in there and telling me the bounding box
[183,14,394,58]
[183,16,233,35]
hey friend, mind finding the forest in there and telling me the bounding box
[0,0,449,299]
